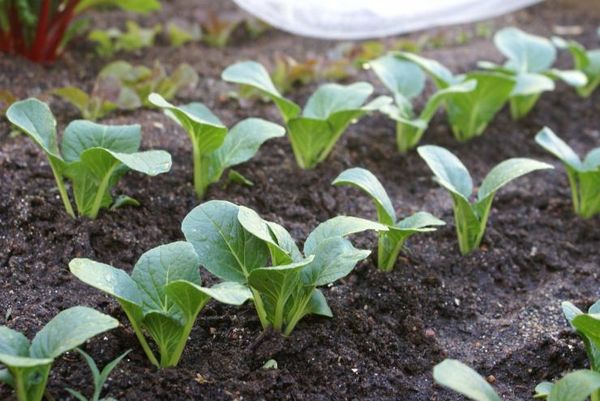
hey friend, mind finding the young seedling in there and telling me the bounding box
[221,60,391,169]
[332,167,445,271]
[479,27,587,120]
[0,306,118,401]
[88,21,162,58]
[417,145,552,255]
[181,200,387,335]
[6,98,172,218]
[397,52,516,142]
[166,19,202,48]
[69,241,252,368]
[369,53,476,152]
[65,349,130,401]
[148,93,285,198]
[535,127,600,218]
[434,359,600,401]
[552,36,600,98]
[195,10,243,48]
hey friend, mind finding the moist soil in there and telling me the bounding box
[1,1,600,400]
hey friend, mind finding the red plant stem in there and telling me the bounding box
[7,5,24,54]
[43,0,79,61]
[29,0,51,61]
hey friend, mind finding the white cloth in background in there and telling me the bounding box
[233,0,544,39]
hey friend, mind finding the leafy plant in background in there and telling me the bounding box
[535,127,600,218]
[88,21,161,58]
[332,167,445,271]
[271,55,319,95]
[195,10,242,48]
[479,27,587,119]
[433,359,600,401]
[222,60,391,169]
[0,306,118,401]
[166,19,201,48]
[398,52,516,142]
[417,145,552,255]
[70,241,252,368]
[149,93,285,198]
[0,0,160,63]
[552,36,600,98]
[65,349,130,401]
[6,98,171,218]
[369,53,476,152]
[0,89,17,116]
[181,200,387,335]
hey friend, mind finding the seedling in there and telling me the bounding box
[69,241,252,368]
[271,55,319,95]
[479,27,587,119]
[0,0,159,63]
[6,98,172,218]
[398,52,516,142]
[88,21,161,58]
[552,36,600,98]
[333,167,445,271]
[149,93,285,198]
[535,127,600,218]
[166,19,202,48]
[434,359,600,401]
[369,53,476,152]
[417,145,552,255]
[181,200,387,335]
[222,60,391,168]
[0,306,118,401]
[196,10,243,48]
[65,349,130,401]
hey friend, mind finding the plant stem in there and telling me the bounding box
[49,161,75,218]
[283,292,313,336]
[29,0,51,61]
[123,309,160,368]
[251,288,270,330]
[192,140,208,198]
[88,165,116,219]
[378,235,404,272]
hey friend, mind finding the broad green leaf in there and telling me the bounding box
[286,117,332,168]
[548,370,600,401]
[535,128,583,170]
[182,200,269,283]
[495,27,556,73]
[0,327,29,357]
[584,149,600,170]
[333,167,396,225]
[396,211,445,231]
[572,314,600,349]
[62,121,141,162]
[511,73,555,96]
[303,289,333,318]
[266,222,303,263]
[395,52,457,87]
[417,145,473,200]
[562,301,583,325]
[477,158,553,201]
[546,69,588,88]
[221,61,301,121]
[433,359,502,401]
[29,307,118,359]
[52,87,92,113]
[369,54,425,106]
[535,381,553,398]
[0,353,52,368]
[419,79,477,123]
[238,205,293,265]
[302,82,373,119]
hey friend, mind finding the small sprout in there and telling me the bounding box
[333,167,444,271]
[69,242,252,368]
[149,93,284,198]
[399,52,516,142]
[417,145,552,255]
[245,17,271,39]
[65,349,130,401]
[262,359,278,370]
[535,127,600,218]
[181,200,387,335]
[479,27,587,119]
[196,10,243,48]
[226,170,254,188]
[167,19,202,48]
[271,55,319,95]
[369,53,476,152]
[6,98,172,218]
[88,21,161,58]
[222,60,391,168]
[0,307,118,401]
[552,36,600,98]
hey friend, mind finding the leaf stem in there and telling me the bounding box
[251,288,270,330]
[49,160,75,218]
[192,140,208,198]
[88,164,116,219]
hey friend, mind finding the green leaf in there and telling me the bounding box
[417,145,473,200]
[238,205,293,265]
[494,27,556,73]
[76,0,160,14]
[562,301,583,325]
[477,158,553,201]
[511,73,555,96]
[433,359,502,401]
[286,117,332,168]
[227,170,254,187]
[62,121,141,162]
[395,52,458,87]
[572,314,600,350]
[548,370,600,401]
[535,127,583,170]
[110,194,140,210]
[369,54,425,106]
[302,82,373,119]
[0,327,30,358]
[303,289,333,318]
[535,381,553,398]
[396,211,445,231]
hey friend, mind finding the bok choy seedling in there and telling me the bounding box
[181,200,387,335]
[397,52,516,142]
[552,36,600,98]
[417,145,552,255]
[535,127,600,218]
[69,241,252,368]
[369,53,476,152]
[479,27,587,119]
[221,60,391,169]
[332,167,445,271]
[0,307,118,401]
[149,93,285,198]
[6,98,171,218]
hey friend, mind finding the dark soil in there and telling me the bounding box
[1,1,600,400]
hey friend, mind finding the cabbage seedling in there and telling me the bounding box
[0,307,118,401]
[479,27,587,120]
[434,359,600,401]
[417,145,552,255]
[552,36,600,98]
[181,200,387,335]
[149,93,285,198]
[332,167,445,271]
[6,98,172,218]
[535,127,600,218]
[69,242,252,368]
[398,52,516,142]
[221,60,391,169]
[369,53,476,152]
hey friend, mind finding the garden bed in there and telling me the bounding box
[1,0,600,400]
